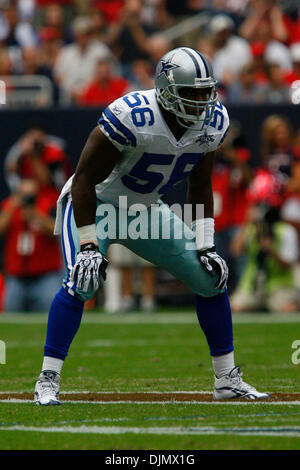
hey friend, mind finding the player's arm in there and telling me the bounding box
[71,126,121,230]
[187,150,215,220]
[187,150,228,290]
[70,127,122,290]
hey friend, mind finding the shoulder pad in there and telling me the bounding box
[98,96,137,152]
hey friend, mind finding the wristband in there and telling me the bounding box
[191,218,215,251]
[77,224,97,245]
[80,242,99,252]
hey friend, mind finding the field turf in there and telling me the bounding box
[0,311,300,450]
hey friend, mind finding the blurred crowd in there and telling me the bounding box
[213,115,300,313]
[0,0,300,107]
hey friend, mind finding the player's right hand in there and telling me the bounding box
[70,243,108,293]
[198,246,228,290]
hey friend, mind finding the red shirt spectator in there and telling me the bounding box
[78,59,129,107]
[5,127,72,192]
[92,0,124,23]
[18,142,72,187]
[1,184,62,277]
[213,147,251,232]
[282,15,300,45]
[212,164,231,232]
[79,77,129,107]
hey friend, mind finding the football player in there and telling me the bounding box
[34,47,268,404]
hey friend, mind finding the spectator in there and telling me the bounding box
[250,41,269,84]
[4,125,72,192]
[89,9,108,44]
[78,58,130,107]
[260,116,300,256]
[38,26,62,69]
[54,16,112,102]
[210,0,250,22]
[261,115,295,181]
[227,62,266,103]
[196,36,215,61]
[22,45,54,79]
[92,0,124,24]
[140,0,170,31]
[107,244,156,313]
[230,201,299,313]
[209,14,252,86]
[128,59,154,91]
[18,0,35,22]
[0,179,62,312]
[280,2,300,45]
[239,0,289,44]
[106,0,156,77]
[40,3,74,43]
[146,33,171,69]
[241,11,292,71]
[35,1,76,31]
[0,46,13,75]
[0,3,37,48]
[284,42,300,86]
[213,125,252,290]
[261,63,291,103]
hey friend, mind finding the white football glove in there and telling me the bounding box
[198,246,228,290]
[70,243,108,293]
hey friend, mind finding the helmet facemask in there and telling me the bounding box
[157,79,218,130]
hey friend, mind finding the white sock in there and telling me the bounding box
[42,356,64,375]
[212,351,235,378]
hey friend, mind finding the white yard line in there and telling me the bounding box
[0,390,212,395]
[0,424,300,437]
[1,399,300,405]
[0,313,300,324]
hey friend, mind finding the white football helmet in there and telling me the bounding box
[155,47,218,129]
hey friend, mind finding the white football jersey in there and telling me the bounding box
[54,89,229,234]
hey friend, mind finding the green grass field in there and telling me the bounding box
[0,311,300,450]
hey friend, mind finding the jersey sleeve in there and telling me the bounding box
[208,102,230,152]
[97,98,137,152]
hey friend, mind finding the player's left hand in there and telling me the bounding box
[198,246,228,290]
[70,243,108,293]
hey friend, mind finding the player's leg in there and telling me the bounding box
[117,202,268,399]
[35,195,109,405]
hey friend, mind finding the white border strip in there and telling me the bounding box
[0,390,212,395]
[0,425,300,437]
[1,399,300,405]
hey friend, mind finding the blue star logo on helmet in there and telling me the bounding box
[158,58,179,79]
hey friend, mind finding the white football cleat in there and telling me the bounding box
[34,370,61,405]
[213,366,269,400]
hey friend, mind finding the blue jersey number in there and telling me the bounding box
[122,152,203,195]
[123,92,154,127]
[209,102,224,131]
